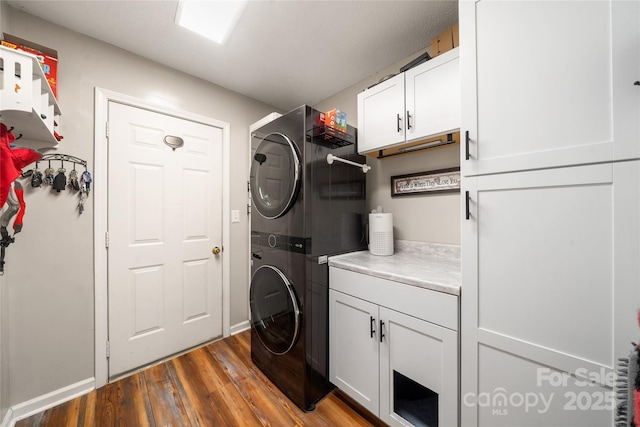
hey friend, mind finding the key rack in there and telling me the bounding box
[22,153,93,215]
[36,154,87,169]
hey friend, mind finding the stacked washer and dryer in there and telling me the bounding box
[249,105,368,411]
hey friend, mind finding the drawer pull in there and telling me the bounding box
[465,191,471,220]
[370,316,376,338]
[465,130,470,160]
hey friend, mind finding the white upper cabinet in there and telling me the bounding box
[357,73,406,154]
[405,50,460,143]
[612,0,640,161]
[0,45,61,149]
[357,48,460,155]
[460,0,640,177]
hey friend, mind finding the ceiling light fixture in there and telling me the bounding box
[176,0,247,45]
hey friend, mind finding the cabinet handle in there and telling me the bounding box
[370,316,376,338]
[465,191,471,220]
[397,114,402,133]
[406,111,412,130]
[379,320,385,343]
[465,130,470,160]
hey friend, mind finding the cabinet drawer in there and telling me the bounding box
[329,267,458,331]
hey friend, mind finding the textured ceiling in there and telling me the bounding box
[7,0,459,112]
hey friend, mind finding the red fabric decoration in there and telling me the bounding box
[0,123,42,207]
[12,182,26,233]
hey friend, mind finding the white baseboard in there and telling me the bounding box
[3,321,249,427]
[230,320,250,336]
[8,377,95,426]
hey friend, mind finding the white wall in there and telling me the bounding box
[315,49,461,245]
[0,279,7,424]
[1,2,460,412]
[2,6,276,406]
[0,0,12,421]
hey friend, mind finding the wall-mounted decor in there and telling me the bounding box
[21,153,92,214]
[391,167,460,197]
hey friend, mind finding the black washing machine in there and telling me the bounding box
[249,105,367,411]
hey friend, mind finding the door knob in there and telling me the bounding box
[212,246,221,255]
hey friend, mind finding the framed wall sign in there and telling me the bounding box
[391,167,461,197]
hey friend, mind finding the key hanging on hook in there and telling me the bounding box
[44,161,55,185]
[31,161,43,187]
[69,164,80,191]
[53,160,67,192]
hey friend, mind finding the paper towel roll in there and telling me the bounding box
[369,213,393,256]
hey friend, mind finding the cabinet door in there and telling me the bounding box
[460,0,640,176]
[612,0,640,161]
[357,73,405,154]
[379,308,458,427]
[405,49,460,143]
[329,290,380,415]
[461,163,639,426]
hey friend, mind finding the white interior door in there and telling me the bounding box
[107,101,223,378]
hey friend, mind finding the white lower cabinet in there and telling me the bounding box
[379,308,458,427]
[329,291,380,412]
[461,162,639,426]
[329,267,459,426]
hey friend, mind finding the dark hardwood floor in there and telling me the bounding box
[16,330,384,427]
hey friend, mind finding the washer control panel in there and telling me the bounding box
[251,231,308,254]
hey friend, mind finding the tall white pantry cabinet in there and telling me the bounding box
[459,1,640,426]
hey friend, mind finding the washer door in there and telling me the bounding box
[250,265,300,355]
[250,132,301,219]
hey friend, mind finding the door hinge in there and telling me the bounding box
[106,341,110,358]
[105,231,109,249]
[105,121,109,139]
[247,203,251,215]
[247,180,250,193]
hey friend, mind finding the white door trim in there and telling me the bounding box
[93,87,231,388]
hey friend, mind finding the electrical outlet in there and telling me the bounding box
[231,210,240,223]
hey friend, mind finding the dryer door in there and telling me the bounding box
[250,265,301,355]
[250,132,301,219]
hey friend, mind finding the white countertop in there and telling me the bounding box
[328,240,461,296]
